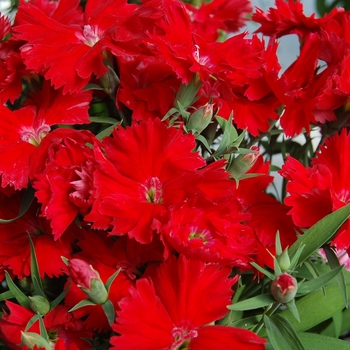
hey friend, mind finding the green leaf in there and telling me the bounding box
[250,262,275,280]
[297,265,343,296]
[289,204,350,266]
[5,271,30,309]
[279,283,350,332]
[69,299,96,312]
[264,314,306,350]
[275,231,283,256]
[229,315,261,329]
[0,290,14,301]
[0,186,34,223]
[321,307,350,337]
[285,299,300,322]
[324,244,348,307]
[105,268,121,293]
[101,299,115,326]
[50,281,71,310]
[38,315,49,343]
[28,235,45,297]
[297,332,350,350]
[227,294,275,311]
[96,124,118,140]
[89,116,118,124]
[196,134,212,154]
[331,310,343,339]
[25,314,40,331]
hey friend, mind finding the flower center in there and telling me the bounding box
[170,326,198,350]
[82,25,100,47]
[142,177,163,204]
[19,123,50,146]
[188,227,211,245]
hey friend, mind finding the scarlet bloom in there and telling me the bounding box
[111,255,266,350]
[0,301,92,349]
[13,0,138,93]
[280,129,350,251]
[85,118,206,244]
[0,82,92,190]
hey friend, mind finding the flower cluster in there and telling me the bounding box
[0,0,349,348]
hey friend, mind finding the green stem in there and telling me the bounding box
[253,302,281,335]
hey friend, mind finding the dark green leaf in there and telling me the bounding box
[5,271,30,309]
[297,265,343,296]
[228,294,275,311]
[0,290,14,301]
[298,332,350,350]
[25,314,40,331]
[289,205,350,266]
[105,268,121,293]
[50,281,71,310]
[28,235,45,297]
[264,314,305,350]
[0,186,34,224]
[69,299,96,312]
[324,245,348,307]
[102,299,115,326]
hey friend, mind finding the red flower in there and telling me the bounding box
[85,118,206,243]
[111,255,266,350]
[14,0,138,93]
[31,128,97,239]
[0,301,92,349]
[280,129,350,250]
[0,83,92,190]
[0,190,73,280]
[252,0,344,40]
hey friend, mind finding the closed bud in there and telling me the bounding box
[21,332,51,350]
[68,258,108,305]
[277,249,291,272]
[187,103,213,134]
[228,146,260,181]
[29,295,50,315]
[271,273,297,303]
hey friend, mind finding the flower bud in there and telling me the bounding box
[68,258,108,305]
[187,103,213,134]
[29,295,50,315]
[21,332,51,349]
[227,146,260,182]
[277,249,291,272]
[271,273,297,303]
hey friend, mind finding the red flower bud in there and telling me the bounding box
[68,258,108,304]
[271,273,297,303]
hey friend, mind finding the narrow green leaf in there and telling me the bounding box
[96,124,118,140]
[89,116,118,124]
[285,299,300,322]
[297,332,350,350]
[25,314,40,331]
[227,294,275,311]
[324,244,348,307]
[105,268,121,294]
[50,281,71,310]
[289,245,305,270]
[5,271,30,309]
[101,299,115,326]
[0,290,14,301]
[229,315,260,329]
[279,283,350,332]
[250,262,275,280]
[28,235,45,297]
[38,315,49,343]
[196,134,212,153]
[61,256,69,266]
[289,204,350,266]
[321,307,350,337]
[297,265,343,296]
[0,186,34,223]
[69,299,96,312]
[264,314,306,350]
[275,231,283,256]
[332,310,343,339]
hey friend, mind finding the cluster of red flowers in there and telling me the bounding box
[0,0,349,348]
